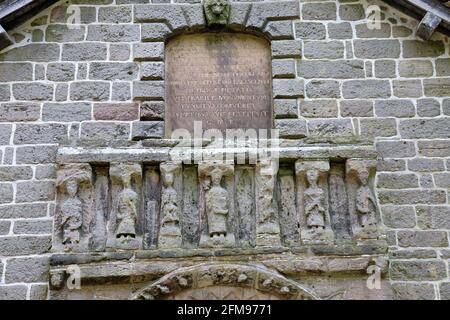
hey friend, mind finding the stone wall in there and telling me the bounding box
[0,0,449,300]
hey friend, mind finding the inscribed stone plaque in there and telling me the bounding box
[165,33,273,136]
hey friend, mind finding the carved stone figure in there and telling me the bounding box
[206,168,229,238]
[346,159,380,240]
[355,168,378,229]
[60,178,83,249]
[204,0,231,26]
[54,164,93,252]
[159,162,182,248]
[108,163,142,250]
[199,161,235,247]
[295,160,333,243]
[304,169,326,230]
[116,177,138,240]
[256,160,281,246]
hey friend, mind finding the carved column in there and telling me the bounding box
[255,159,281,247]
[198,161,235,248]
[107,163,142,250]
[54,164,93,252]
[158,161,183,248]
[295,160,334,244]
[346,159,380,240]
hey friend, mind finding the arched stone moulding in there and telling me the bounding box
[131,263,319,300]
[131,1,304,140]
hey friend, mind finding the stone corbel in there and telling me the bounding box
[417,11,442,40]
[346,159,380,241]
[255,159,281,246]
[295,160,334,244]
[198,161,235,248]
[53,164,93,253]
[107,163,143,250]
[158,161,183,248]
[0,25,13,51]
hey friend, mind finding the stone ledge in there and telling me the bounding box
[56,141,377,164]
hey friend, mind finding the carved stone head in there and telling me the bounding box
[357,168,370,185]
[210,168,223,186]
[306,169,319,186]
[204,0,231,26]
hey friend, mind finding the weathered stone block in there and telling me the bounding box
[45,25,85,42]
[305,80,340,98]
[408,158,445,172]
[5,257,49,283]
[0,44,60,62]
[14,123,68,145]
[133,81,165,100]
[264,20,294,40]
[402,40,445,58]
[141,62,165,80]
[423,78,450,97]
[340,100,373,117]
[378,190,446,205]
[294,22,326,40]
[342,80,391,99]
[0,285,28,299]
[140,101,165,120]
[374,60,396,78]
[354,40,400,59]
[16,145,57,164]
[417,99,441,117]
[142,23,171,42]
[308,119,353,137]
[16,181,55,203]
[133,43,165,61]
[12,83,53,101]
[35,165,56,180]
[392,283,435,300]
[271,40,302,58]
[0,63,33,82]
[377,173,419,189]
[272,59,296,78]
[110,44,130,61]
[0,236,51,256]
[47,63,75,82]
[328,22,353,39]
[303,41,344,59]
[275,119,307,138]
[274,99,298,118]
[42,103,92,122]
[62,43,107,61]
[390,260,447,280]
[360,118,397,138]
[302,3,336,20]
[0,166,33,181]
[435,58,450,76]
[273,79,304,98]
[0,103,41,122]
[300,100,338,118]
[13,219,53,235]
[339,4,364,21]
[0,183,13,204]
[89,62,138,80]
[400,118,450,138]
[70,81,110,101]
[377,159,406,172]
[81,122,131,140]
[0,84,9,101]
[87,25,140,42]
[0,203,48,219]
[98,6,132,23]
[399,60,433,77]
[381,205,416,228]
[297,60,364,79]
[417,206,450,229]
[112,82,131,101]
[393,80,423,98]
[93,103,139,121]
[355,23,391,38]
[131,121,164,140]
[0,124,12,145]
[398,230,448,248]
[376,141,416,158]
[375,100,415,118]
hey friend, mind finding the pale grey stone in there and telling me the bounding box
[5,257,49,283]
[81,122,130,140]
[399,60,433,77]
[87,25,140,42]
[328,22,353,39]
[305,80,340,98]
[398,230,448,248]
[131,121,164,140]
[417,206,450,229]
[302,3,336,20]
[13,219,53,235]
[393,80,423,98]
[141,62,165,80]
[355,23,391,38]
[360,118,397,138]
[417,99,441,117]
[275,119,307,138]
[381,206,416,228]
[133,43,164,61]
[45,25,85,42]
[392,283,435,300]
[0,236,51,256]
[354,40,401,58]
[294,22,326,40]
[375,100,415,118]
[47,63,75,82]
[436,58,450,76]
[142,23,171,41]
[0,44,60,62]
[12,83,53,101]
[0,63,33,82]
[377,173,419,189]
[16,181,55,202]
[0,203,48,219]
[271,40,302,58]
[16,145,57,164]
[340,100,373,117]
[308,119,353,137]
[110,44,130,61]
[339,4,364,21]
[62,43,107,61]
[300,100,338,118]
[14,123,68,145]
[42,103,92,122]
[272,59,296,78]
[403,40,445,58]
[297,60,364,79]
[342,80,391,99]
[274,99,297,118]
[304,41,344,59]
[133,81,164,100]
[89,62,138,80]
[423,78,450,97]
[0,166,33,181]
[400,118,450,138]
[70,82,110,101]
[98,6,132,23]
[0,103,41,122]
[378,190,446,205]
[408,158,445,172]
[376,141,416,158]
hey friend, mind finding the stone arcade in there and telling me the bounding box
[0,0,449,300]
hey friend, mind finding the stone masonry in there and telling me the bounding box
[0,0,449,300]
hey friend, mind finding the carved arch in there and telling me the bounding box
[130,263,319,300]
